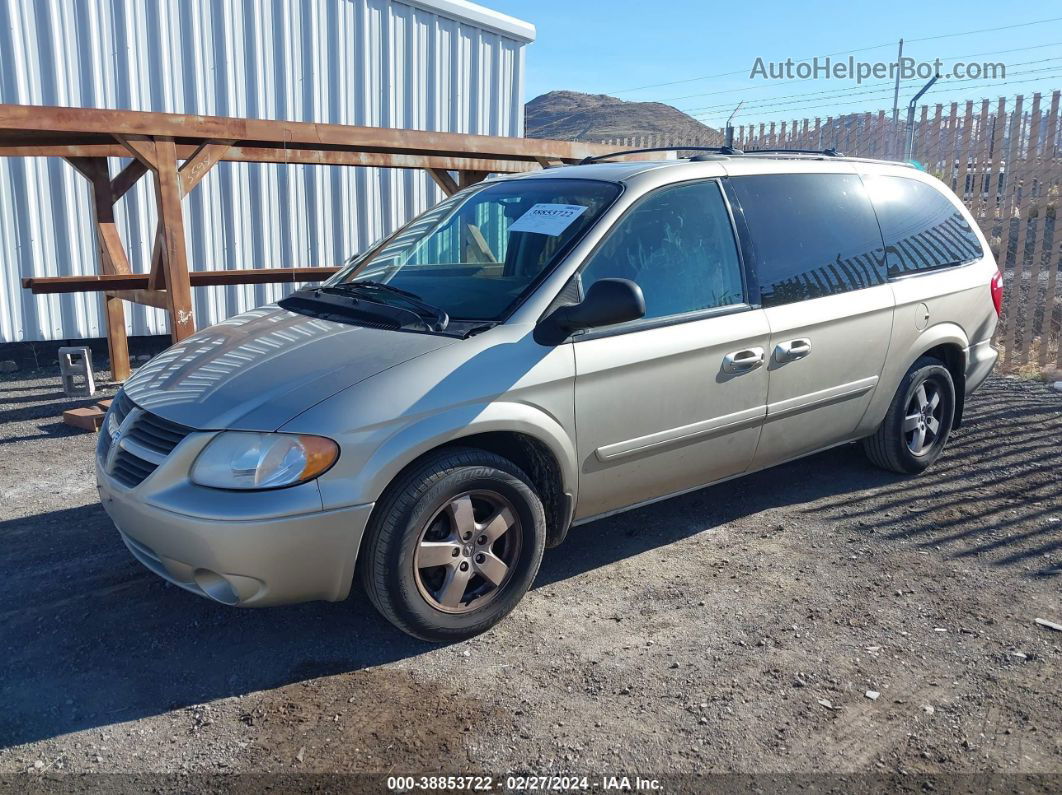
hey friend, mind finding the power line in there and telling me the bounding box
[604,15,1062,96]
[690,69,1062,125]
[680,56,1062,116]
[688,63,1062,119]
[657,40,1062,104]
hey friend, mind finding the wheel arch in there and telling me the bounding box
[908,323,968,428]
[358,403,577,551]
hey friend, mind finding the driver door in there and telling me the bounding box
[570,180,770,520]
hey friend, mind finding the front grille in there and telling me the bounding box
[125,407,190,457]
[100,389,193,488]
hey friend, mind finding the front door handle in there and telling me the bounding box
[774,338,812,363]
[722,347,765,374]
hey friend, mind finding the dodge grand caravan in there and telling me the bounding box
[96,149,1001,640]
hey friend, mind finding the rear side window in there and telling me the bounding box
[728,173,886,307]
[862,175,983,278]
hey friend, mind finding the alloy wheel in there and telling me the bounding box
[412,490,522,614]
[903,380,943,456]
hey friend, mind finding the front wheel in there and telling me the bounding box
[357,447,546,642]
[861,356,956,475]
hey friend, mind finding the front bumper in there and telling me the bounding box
[96,444,373,607]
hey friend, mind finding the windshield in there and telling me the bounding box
[326,178,621,322]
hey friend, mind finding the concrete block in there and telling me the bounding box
[58,346,96,397]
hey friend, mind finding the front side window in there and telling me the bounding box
[728,173,887,307]
[577,180,745,322]
[861,174,984,278]
[327,178,621,322]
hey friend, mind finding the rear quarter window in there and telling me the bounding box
[727,173,887,308]
[861,174,984,279]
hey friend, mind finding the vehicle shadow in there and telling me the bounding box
[1,379,1056,748]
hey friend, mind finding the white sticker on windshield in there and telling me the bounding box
[508,203,588,236]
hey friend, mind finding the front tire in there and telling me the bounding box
[862,356,956,475]
[357,447,546,642]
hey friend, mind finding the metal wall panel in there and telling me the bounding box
[0,0,531,342]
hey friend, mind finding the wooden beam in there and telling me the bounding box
[0,102,628,164]
[427,168,460,196]
[179,139,234,195]
[110,159,148,202]
[0,140,548,174]
[152,137,194,340]
[23,267,340,294]
[105,289,170,310]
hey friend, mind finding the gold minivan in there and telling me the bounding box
[97,149,1001,640]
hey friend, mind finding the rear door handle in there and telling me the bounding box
[774,338,812,363]
[722,347,765,373]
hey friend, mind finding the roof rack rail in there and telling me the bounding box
[579,145,742,165]
[743,147,844,157]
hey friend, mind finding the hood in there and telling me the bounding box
[121,305,457,430]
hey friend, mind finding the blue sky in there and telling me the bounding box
[486,0,1062,129]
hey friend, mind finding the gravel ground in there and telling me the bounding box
[0,369,1059,789]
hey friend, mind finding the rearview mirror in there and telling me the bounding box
[536,278,646,345]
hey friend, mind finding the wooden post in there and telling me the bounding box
[64,157,135,382]
[152,137,195,342]
[457,170,489,189]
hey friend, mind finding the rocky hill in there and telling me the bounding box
[525,90,720,143]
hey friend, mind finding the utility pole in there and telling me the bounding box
[905,70,940,161]
[725,100,744,149]
[891,38,903,159]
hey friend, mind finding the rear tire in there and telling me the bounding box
[861,356,955,475]
[357,447,546,642]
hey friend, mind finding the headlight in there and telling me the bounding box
[190,432,339,490]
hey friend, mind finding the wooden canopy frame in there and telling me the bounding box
[1,103,627,381]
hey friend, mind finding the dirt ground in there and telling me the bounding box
[0,368,1059,790]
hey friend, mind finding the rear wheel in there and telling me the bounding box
[862,356,956,474]
[358,447,546,642]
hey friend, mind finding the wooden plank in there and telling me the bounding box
[1003,94,1041,368]
[63,407,104,432]
[915,105,928,164]
[1038,94,1062,370]
[971,99,991,220]
[1031,92,1061,368]
[956,101,974,202]
[999,95,1025,231]
[152,138,194,340]
[23,267,341,293]
[987,97,1006,225]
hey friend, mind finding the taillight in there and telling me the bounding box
[990,271,1003,315]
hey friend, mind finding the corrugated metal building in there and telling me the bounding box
[0,0,534,343]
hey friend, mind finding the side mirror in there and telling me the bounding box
[536,278,646,345]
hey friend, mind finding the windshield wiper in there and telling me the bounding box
[324,281,449,331]
[281,288,432,332]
